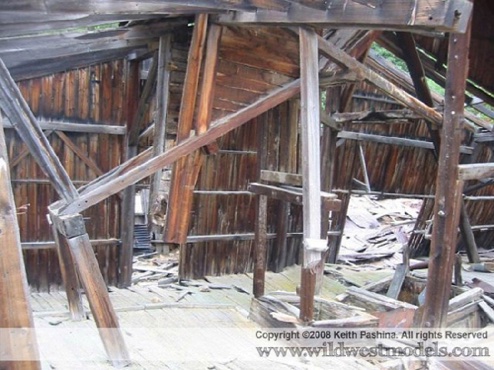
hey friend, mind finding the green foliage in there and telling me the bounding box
[371,44,409,73]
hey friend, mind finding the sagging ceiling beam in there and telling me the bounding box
[216,0,473,33]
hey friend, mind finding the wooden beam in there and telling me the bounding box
[216,0,473,33]
[0,116,41,370]
[58,77,301,215]
[119,59,140,288]
[164,14,208,244]
[260,170,303,186]
[417,24,471,329]
[338,131,473,154]
[51,223,86,321]
[317,35,444,128]
[458,163,494,181]
[0,58,78,202]
[299,27,322,324]
[52,213,130,366]
[148,34,172,225]
[248,182,341,211]
[3,119,126,135]
[21,239,120,250]
[54,130,104,177]
[128,52,159,146]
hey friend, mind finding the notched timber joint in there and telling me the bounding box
[50,212,87,239]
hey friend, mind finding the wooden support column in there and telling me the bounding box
[52,213,130,366]
[51,223,85,320]
[253,114,269,297]
[0,115,40,370]
[149,34,172,225]
[119,60,140,288]
[165,14,208,245]
[416,24,471,328]
[299,27,323,323]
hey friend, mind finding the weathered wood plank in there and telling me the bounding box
[56,214,130,366]
[217,0,473,33]
[458,163,494,181]
[3,119,126,135]
[299,27,322,323]
[165,14,208,244]
[338,131,473,154]
[248,182,341,211]
[416,24,471,329]
[0,116,41,370]
[149,34,172,227]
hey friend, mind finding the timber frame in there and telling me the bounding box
[2,0,493,366]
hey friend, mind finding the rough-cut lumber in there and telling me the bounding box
[0,118,41,369]
[51,224,85,321]
[260,170,303,186]
[248,182,341,211]
[148,34,172,227]
[447,287,483,312]
[254,115,268,298]
[55,213,130,367]
[3,119,127,135]
[338,131,473,154]
[458,163,494,181]
[0,58,78,202]
[59,79,301,215]
[217,0,473,33]
[21,239,120,250]
[299,27,321,323]
[119,61,140,288]
[417,24,471,329]
[165,14,208,244]
[317,36,444,128]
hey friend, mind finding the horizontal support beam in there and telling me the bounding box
[339,131,473,154]
[21,239,120,250]
[248,182,341,212]
[260,170,303,187]
[186,231,303,244]
[3,119,126,135]
[216,0,473,33]
[458,163,494,181]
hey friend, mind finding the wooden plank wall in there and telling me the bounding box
[8,61,127,291]
[182,100,304,278]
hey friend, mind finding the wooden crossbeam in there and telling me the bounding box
[248,182,341,211]
[458,163,494,181]
[3,119,127,135]
[216,0,473,33]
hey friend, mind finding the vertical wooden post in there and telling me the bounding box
[0,115,41,370]
[54,214,130,366]
[417,22,471,328]
[119,60,140,288]
[148,34,172,223]
[299,27,323,323]
[253,116,269,298]
[51,223,85,320]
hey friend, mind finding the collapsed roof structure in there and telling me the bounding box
[1,0,493,367]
